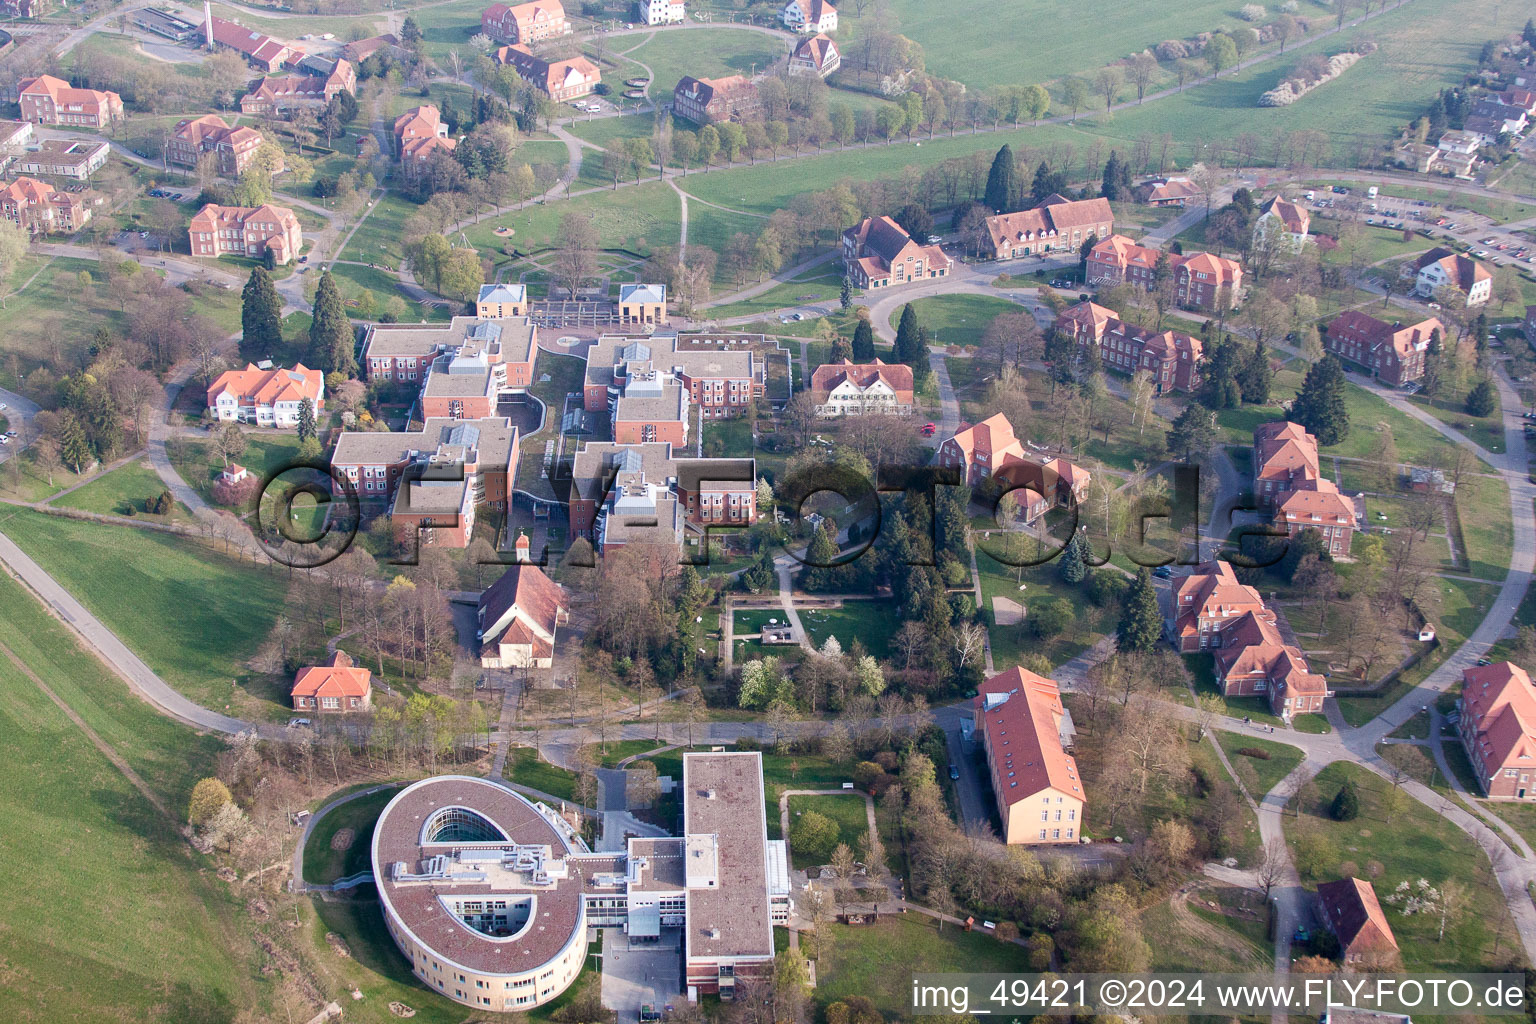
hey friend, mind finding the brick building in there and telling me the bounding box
[394,105,457,173]
[18,75,123,127]
[841,215,951,289]
[1086,235,1242,311]
[167,115,268,176]
[583,332,765,423]
[495,44,600,102]
[567,442,756,552]
[981,195,1114,261]
[673,75,761,125]
[290,650,372,712]
[481,0,569,44]
[1053,300,1203,393]
[189,203,302,263]
[1317,878,1400,968]
[361,316,540,396]
[239,60,356,116]
[1458,661,1536,799]
[0,176,91,235]
[1325,310,1442,387]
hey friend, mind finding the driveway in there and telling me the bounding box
[601,936,682,1024]
[0,385,40,461]
[937,705,990,833]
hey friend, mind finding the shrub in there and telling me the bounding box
[1236,747,1272,760]
[791,810,840,864]
[1155,39,1190,60]
[1239,3,1266,21]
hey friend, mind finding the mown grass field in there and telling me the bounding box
[620,27,787,97]
[891,293,1023,350]
[1215,731,1305,797]
[0,572,260,1023]
[813,915,1026,1012]
[1287,761,1510,970]
[50,459,190,521]
[303,786,402,885]
[787,792,869,869]
[0,509,294,718]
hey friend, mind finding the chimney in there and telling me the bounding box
[204,0,214,48]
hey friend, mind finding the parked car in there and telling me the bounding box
[920,421,937,436]
[1152,565,1173,578]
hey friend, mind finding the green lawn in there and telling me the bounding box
[505,746,579,802]
[1214,731,1305,797]
[645,747,867,839]
[786,793,870,870]
[890,293,1022,350]
[1456,472,1513,582]
[337,191,418,266]
[302,786,403,885]
[618,28,786,101]
[975,551,1102,671]
[50,459,189,521]
[0,509,295,719]
[0,573,261,1023]
[703,265,841,320]
[167,434,304,508]
[1287,761,1509,970]
[464,180,681,257]
[799,602,896,660]
[815,916,1024,1013]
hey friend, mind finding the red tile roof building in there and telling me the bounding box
[1212,611,1327,718]
[673,74,761,125]
[788,33,840,78]
[17,74,123,127]
[239,60,356,116]
[477,563,570,669]
[394,104,458,173]
[841,215,952,290]
[0,176,91,235]
[482,0,569,44]
[1252,420,1360,555]
[1253,421,1320,507]
[936,413,1089,521]
[1162,559,1270,654]
[1325,311,1442,387]
[974,667,1086,845]
[780,0,837,32]
[207,362,325,427]
[1053,299,1203,393]
[203,15,303,72]
[808,358,914,417]
[1254,195,1311,249]
[167,115,269,176]
[495,44,600,102]
[1458,661,1536,799]
[1405,248,1492,306]
[189,202,302,263]
[981,195,1114,261]
[1086,234,1242,311]
[1316,878,1400,968]
[1141,177,1200,206]
[290,650,372,711]
[1165,558,1327,718]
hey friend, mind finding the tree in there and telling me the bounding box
[893,202,933,242]
[984,144,1017,212]
[851,318,875,361]
[1331,778,1360,821]
[1238,340,1273,404]
[1257,836,1288,898]
[239,266,283,363]
[58,412,93,473]
[1094,66,1123,112]
[1466,376,1496,417]
[1058,531,1087,584]
[1206,33,1238,75]
[1060,76,1089,120]
[893,303,922,369]
[308,270,357,376]
[296,397,317,443]
[217,422,247,467]
[792,810,840,864]
[1166,404,1216,459]
[1290,355,1350,445]
[1116,568,1161,653]
[840,276,852,311]
[554,212,598,299]
[1128,52,1157,103]
[188,777,232,828]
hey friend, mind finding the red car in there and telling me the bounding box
[920,422,937,436]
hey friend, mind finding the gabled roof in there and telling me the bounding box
[1055,299,1119,335]
[1177,250,1242,285]
[943,412,1022,464]
[844,215,919,265]
[208,362,322,406]
[479,282,527,304]
[975,667,1083,805]
[291,650,372,699]
[1254,420,1320,484]
[1429,252,1491,292]
[1276,477,1358,525]
[394,104,445,140]
[1317,877,1398,955]
[478,563,568,646]
[809,358,913,397]
[1462,662,1536,776]
[1170,560,1267,632]
[791,33,838,66]
[1145,178,1200,202]
[620,282,666,304]
[1259,195,1310,234]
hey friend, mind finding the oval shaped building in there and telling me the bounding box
[371,775,596,1012]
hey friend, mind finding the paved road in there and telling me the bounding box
[0,529,253,736]
[0,385,40,463]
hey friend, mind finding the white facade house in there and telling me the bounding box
[206,363,325,428]
[1416,253,1492,306]
[781,0,836,33]
[638,0,685,25]
[815,376,904,416]
[1252,196,1311,252]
